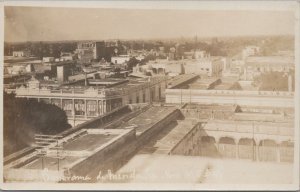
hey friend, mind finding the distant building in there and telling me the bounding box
[111,55,130,64]
[76,41,106,63]
[184,57,223,77]
[5,63,34,75]
[147,56,223,77]
[165,75,294,108]
[183,52,194,59]
[27,76,41,89]
[168,52,176,61]
[105,40,120,47]
[15,76,168,126]
[57,65,71,83]
[194,50,208,59]
[167,47,176,60]
[60,52,74,61]
[26,64,34,73]
[131,64,152,78]
[183,50,208,60]
[242,46,260,59]
[223,54,246,78]
[244,56,294,80]
[147,60,184,76]
[13,50,30,57]
[42,57,55,63]
[8,65,26,75]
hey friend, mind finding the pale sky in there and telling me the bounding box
[4,6,295,42]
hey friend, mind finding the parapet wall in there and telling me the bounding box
[170,123,200,155]
[136,108,182,147]
[166,89,294,107]
[66,128,136,181]
[63,105,131,133]
[166,89,294,97]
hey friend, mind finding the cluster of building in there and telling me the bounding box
[4,41,296,124]
[223,46,295,82]
[4,101,294,182]
[3,39,296,183]
[131,50,225,78]
[15,75,167,126]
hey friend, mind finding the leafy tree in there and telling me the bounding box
[126,57,139,70]
[3,92,71,156]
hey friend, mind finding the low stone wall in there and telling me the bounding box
[169,124,200,155]
[4,147,36,165]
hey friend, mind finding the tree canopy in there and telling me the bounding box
[3,92,71,156]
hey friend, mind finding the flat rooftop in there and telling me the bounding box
[110,77,149,89]
[88,78,129,87]
[167,74,199,89]
[183,103,238,111]
[186,77,220,90]
[68,72,99,82]
[205,119,294,127]
[153,120,197,155]
[117,106,177,136]
[63,133,117,151]
[23,156,81,171]
[66,76,165,90]
[4,57,40,64]
[170,76,239,91]
[17,129,130,171]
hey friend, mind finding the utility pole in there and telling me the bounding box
[34,134,63,171]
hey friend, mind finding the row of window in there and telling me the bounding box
[128,87,162,104]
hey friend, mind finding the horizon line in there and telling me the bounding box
[4,34,295,44]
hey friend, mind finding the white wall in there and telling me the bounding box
[111,56,130,64]
[165,89,294,107]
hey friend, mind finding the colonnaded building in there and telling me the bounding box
[15,75,168,126]
[5,72,295,183]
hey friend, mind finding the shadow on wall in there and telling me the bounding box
[176,126,294,163]
[167,118,294,163]
[198,133,221,158]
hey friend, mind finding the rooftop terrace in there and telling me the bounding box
[6,128,132,172]
[63,133,117,151]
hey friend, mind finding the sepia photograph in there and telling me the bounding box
[0,0,299,190]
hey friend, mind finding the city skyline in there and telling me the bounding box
[5,7,295,42]
[2,1,298,189]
